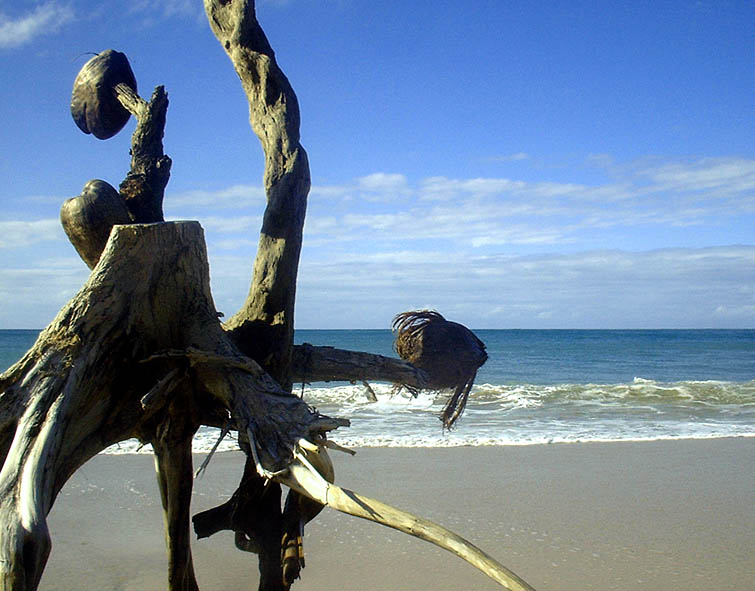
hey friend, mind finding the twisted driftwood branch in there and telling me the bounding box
[205,0,310,389]
[116,84,171,223]
[278,441,536,591]
[291,344,428,389]
[200,3,315,587]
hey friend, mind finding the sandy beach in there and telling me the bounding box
[43,438,753,591]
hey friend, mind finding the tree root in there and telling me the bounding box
[0,222,344,590]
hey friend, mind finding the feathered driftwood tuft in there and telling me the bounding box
[392,310,488,428]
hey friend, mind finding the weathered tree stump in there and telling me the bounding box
[0,222,343,590]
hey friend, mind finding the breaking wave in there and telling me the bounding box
[103,378,755,453]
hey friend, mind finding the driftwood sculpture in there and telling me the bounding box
[0,2,535,591]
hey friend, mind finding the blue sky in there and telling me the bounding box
[1,0,754,329]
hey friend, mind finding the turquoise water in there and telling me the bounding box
[2,329,754,449]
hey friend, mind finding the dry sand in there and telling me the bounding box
[43,438,753,590]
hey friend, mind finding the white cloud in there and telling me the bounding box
[639,157,755,195]
[0,2,73,49]
[307,174,412,205]
[213,238,258,251]
[0,219,63,248]
[303,215,339,234]
[167,184,265,210]
[309,184,353,199]
[294,246,755,328]
[127,0,204,22]
[357,173,409,194]
[714,304,755,320]
[0,257,89,328]
[201,215,262,234]
[5,155,753,328]
[491,152,529,162]
[420,176,525,200]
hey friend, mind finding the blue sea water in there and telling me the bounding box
[2,329,754,450]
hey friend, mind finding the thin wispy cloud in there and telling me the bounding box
[1,155,752,328]
[293,246,755,328]
[127,0,204,23]
[0,256,89,326]
[299,156,755,252]
[0,219,63,248]
[637,157,755,195]
[357,173,410,195]
[183,155,754,255]
[200,215,262,235]
[166,184,266,210]
[0,2,74,49]
[309,174,412,204]
[490,152,530,162]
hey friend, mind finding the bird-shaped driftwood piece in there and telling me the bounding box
[393,310,488,429]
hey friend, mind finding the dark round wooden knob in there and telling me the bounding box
[70,50,137,140]
[61,179,132,269]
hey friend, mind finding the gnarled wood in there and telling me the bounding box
[0,222,343,590]
[205,0,309,389]
[291,344,428,389]
[117,84,171,223]
[152,400,201,591]
[201,5,313,587]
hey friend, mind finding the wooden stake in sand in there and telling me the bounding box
[0,2,535,590]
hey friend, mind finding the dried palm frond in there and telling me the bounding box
[392,310,487,429]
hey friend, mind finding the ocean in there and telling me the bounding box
[2,329,754,452]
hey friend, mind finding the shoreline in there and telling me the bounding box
[44,438,754,590]
[101,432,755,455]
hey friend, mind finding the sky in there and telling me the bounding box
[1,0,754,329]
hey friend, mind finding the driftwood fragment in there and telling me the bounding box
[200,3,315,587]
[279,441,536,591]
[205,0,310,389]
[291,344,427,390]
[116,84,171,223]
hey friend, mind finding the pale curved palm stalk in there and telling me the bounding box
[276,441,537,591]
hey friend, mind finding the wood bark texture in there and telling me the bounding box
[291,344,428,390]
[116,84,171,223]
[0,223,342,590]
[200,5,314,588]
[204,0,310,390]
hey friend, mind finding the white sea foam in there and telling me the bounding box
[101,379,755,453]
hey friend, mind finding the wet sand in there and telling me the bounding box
[43,438,754,590]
